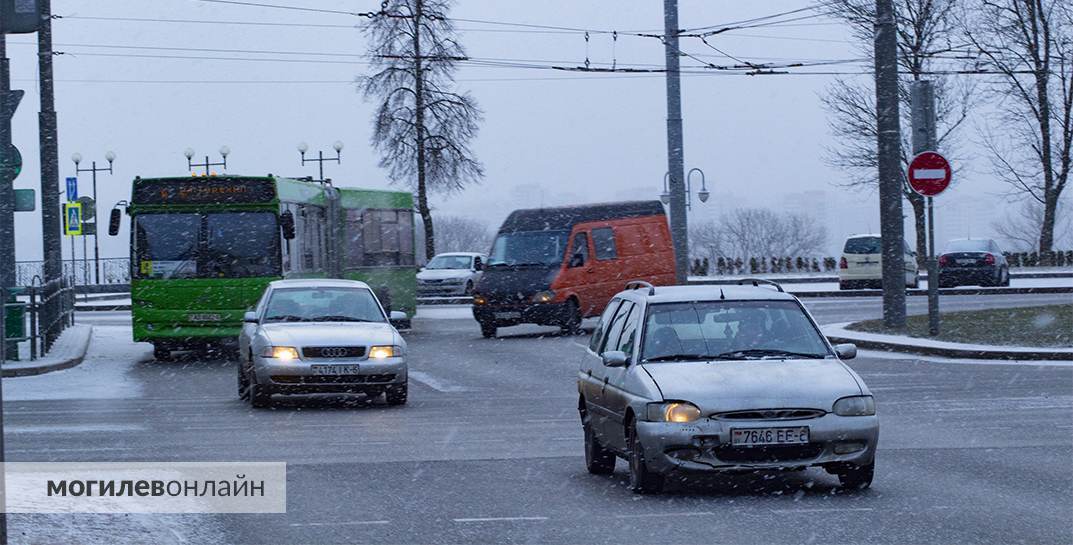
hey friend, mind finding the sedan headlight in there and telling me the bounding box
[531,290,555,303]
[646,401,702,423]
[261,346,300,361]
[833,395,875,416]
[368,345,402,359]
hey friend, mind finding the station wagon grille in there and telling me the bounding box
[271,374,396,385]
[713,444,824,464]
[712,409,826,421]
[302,346,366,359]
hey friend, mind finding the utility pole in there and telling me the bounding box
[38,0,63,349]
[911,80,940,335]
[663,0,688,284]
[873,0,906,328]
[0,34,15,293]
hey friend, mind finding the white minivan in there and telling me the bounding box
[838,234,918,290]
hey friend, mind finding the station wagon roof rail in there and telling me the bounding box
[735,278,785,293]
[624,280,656,295]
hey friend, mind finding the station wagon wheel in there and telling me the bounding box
[627,422,664,494]
[583,416,616,475]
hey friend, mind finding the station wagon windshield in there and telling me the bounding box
[487,230,569,267]
[263,287,385,323]
[641,300,830,362]
[843,236,882,254]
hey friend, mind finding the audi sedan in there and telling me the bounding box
[237,279,409,408]
[578,281,878,493]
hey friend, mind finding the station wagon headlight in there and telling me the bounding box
[262,346,299,361]
[833,395,875,416]
[646,401,702,423]
[531,290,555,303]
[368,345,401,359]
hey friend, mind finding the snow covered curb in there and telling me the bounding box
[2,325,93,377]
[823,322,1073,361]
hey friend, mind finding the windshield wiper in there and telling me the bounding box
[263,314,304,322]
[310,316,377,323]
[712,349,827,360]
[643,354,709,362]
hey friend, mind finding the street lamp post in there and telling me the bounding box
[185,146,230,175]
[71,151,115,285]
[298,141,343,181]
[661,167,710,210]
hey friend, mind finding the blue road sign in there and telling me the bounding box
[66,177,78,201]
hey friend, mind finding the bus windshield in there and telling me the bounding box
[487,230,569,267]
[134,211,281,279]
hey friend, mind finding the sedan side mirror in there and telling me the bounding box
[243,311,259,324]
[390,310,411,330]
[602,350,628,367]
[834,343,857,360]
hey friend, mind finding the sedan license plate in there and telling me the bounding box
[957,259,976,265]
[731,427,809,446]
[494,311,521,320]
[311,365,360,376]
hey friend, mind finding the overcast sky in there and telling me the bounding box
[5,0,1069,262]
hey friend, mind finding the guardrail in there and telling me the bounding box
[3,277,77,361]
[15,258,130,287]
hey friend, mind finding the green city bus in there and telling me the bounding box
[109,175,416,360]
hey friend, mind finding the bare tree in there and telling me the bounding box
[961,0,1072,260]
[991,198,1071,251]
[689,208,828,263]
[432,215,493,254]
[821,0,973,266]
[361,0,484,260]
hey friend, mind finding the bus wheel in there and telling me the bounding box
[153,343,173,361]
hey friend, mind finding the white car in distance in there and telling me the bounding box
[417,252,487,297]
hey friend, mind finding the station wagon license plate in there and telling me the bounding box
[311,365,360,376]
[494,311,521,320]
[187,313,220,322]
[731,427,809,446]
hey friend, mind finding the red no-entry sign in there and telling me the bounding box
[908,151,951,197]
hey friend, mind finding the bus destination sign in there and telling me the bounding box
[133,178,276,205]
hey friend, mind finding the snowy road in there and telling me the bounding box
[2,296,1071,544]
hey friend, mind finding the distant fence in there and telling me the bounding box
[689,250,1073,276]
[15,258,130,287]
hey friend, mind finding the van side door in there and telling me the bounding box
[560,230,594,312]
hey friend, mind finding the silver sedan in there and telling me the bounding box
[578,282,878,493]
[237,279,409,408]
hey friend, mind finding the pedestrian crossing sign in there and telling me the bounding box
[64,202,83,236]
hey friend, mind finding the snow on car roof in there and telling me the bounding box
[621,284,797,304]
[268,278,372,290]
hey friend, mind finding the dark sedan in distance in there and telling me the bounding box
[937,238,1010,287]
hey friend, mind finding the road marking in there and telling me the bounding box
[858,349,1073,367]
[525,418,577,424]
[6,424,145,434]
[452,516,548,523]
[614,511,714,519]
[409,371,471,392]
[289,520,390,527]
[770,507,874,514]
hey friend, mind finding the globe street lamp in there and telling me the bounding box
[185,146,229,175]
[72,151,116,284]
[298,141,343,181]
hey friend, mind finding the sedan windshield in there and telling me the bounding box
[425,255,473,270]
[263,287,385,323]
[641,300,830,362]
[487,230,569,266]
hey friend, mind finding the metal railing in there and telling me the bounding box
[15,258,130,286]
[3,276,77,361]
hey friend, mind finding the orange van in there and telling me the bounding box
[471,201,676,338]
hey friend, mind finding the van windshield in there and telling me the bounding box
[487,230,569,267]
[843,236,882,255]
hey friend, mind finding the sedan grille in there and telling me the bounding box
[271,374,396,385]
[302,346,366,359]
[713,444,824,464]
[712,409,825,421]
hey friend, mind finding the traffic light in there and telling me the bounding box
[1,0,42,34]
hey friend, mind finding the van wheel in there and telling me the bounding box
[479,320,497,338]
[627,422,664,494]
[560,299,582,335]
[908,274,920,289]
[583,417,616,475]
